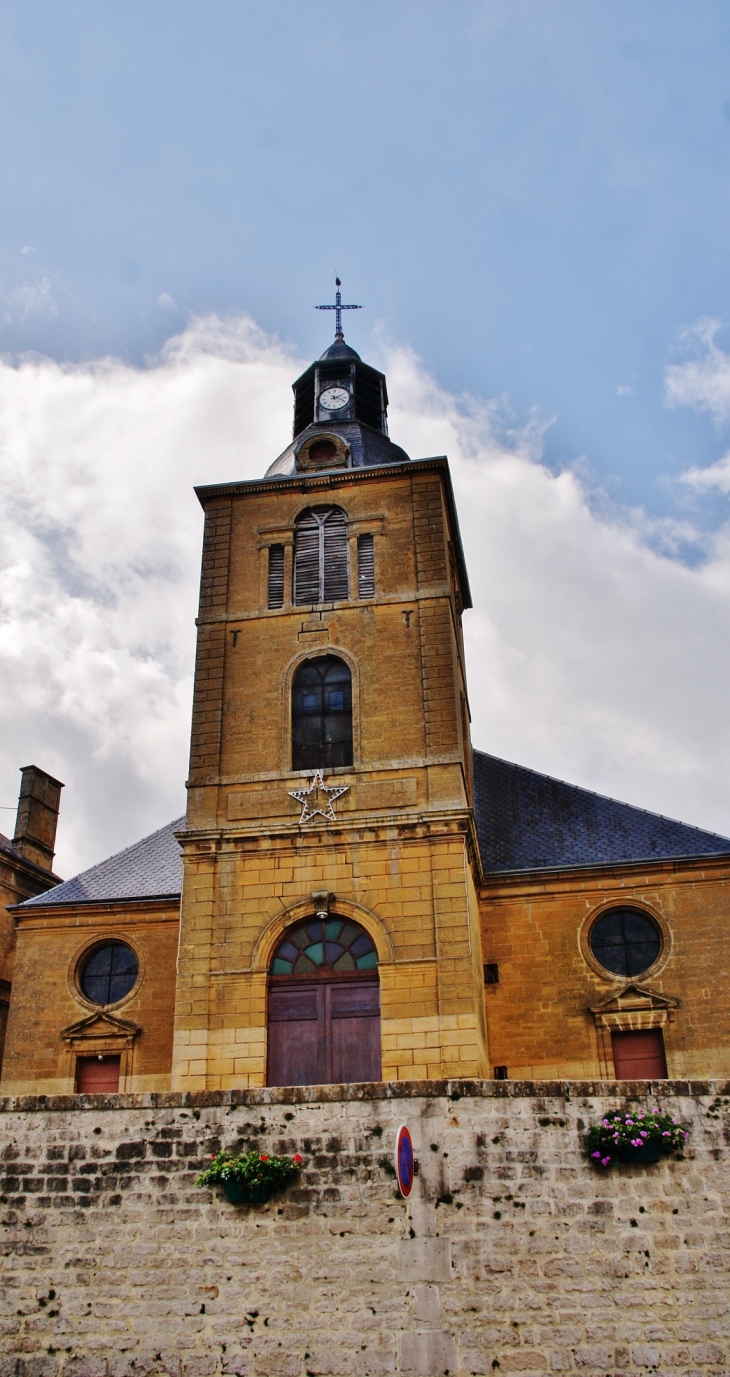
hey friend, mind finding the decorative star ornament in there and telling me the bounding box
[289,771,350,823]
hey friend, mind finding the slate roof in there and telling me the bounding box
[265,420,410,478]
[0,833,23,864]
[19,818,185,907]
[473,750,730,873]
[15,754,730,909]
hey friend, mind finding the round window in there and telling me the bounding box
[79,941,139,1006]
[271,917,377,976]
[588,908,661,977]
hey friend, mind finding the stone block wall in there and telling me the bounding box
[0,1079,729,1376]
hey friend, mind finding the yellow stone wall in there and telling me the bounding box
[173,457,488,1088]
[480,857,730,1080]
[1,899,179,1094]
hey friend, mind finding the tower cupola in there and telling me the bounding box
[265,281,411,478]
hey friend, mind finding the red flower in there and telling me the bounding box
[294,1154,302,1163]
[260,1154,268,1161]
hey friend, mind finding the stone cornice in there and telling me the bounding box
[0,1076,727,1114]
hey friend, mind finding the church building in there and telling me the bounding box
[4,309,730,1096]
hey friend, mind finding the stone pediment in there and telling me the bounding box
[60,1010,140,1045]
[590,982,680,1017]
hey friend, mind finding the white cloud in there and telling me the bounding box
[1,315,730,880]
[156,292,177,310]
[680,452,730,495]
[2,277,57,323]
[664,317,730,425]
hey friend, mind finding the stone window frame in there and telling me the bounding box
[579,896,671,985]
[68,933,145,1015]
[281,645,361,775]
[256,508,384,615]
[589,981,680,1080]
[60,1009,140,1094]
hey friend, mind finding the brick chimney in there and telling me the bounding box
[12,766,64,872]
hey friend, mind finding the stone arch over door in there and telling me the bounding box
[267,912,381,1087]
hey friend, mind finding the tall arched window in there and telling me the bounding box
[292,656,353,770]
[293,506,348,604]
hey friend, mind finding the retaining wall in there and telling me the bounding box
[0,1079,728,1377]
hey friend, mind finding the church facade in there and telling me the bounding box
[4,330,730,1096]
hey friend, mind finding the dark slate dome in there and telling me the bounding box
[264,331,411,478]
[319,338,361,363]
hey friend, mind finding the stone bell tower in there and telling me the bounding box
[171,302,489,1089]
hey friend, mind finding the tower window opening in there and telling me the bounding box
[292,655,353,770]
[293,506,348,604]
[267,544,284,608]
[357,533,375,599]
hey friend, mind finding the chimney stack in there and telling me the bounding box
[13,766,64,872]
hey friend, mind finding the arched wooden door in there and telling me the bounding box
[267,916,381,1087]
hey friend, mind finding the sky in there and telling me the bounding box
[1,2,730,875]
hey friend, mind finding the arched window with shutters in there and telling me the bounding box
[293,506,349,604]
[292,655,353,770]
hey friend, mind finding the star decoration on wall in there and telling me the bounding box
[289,771,350,823]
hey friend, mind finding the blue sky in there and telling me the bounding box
[2,2,730,520]
[3,2,730,872]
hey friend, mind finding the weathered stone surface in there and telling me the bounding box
[0,1083,728,1373]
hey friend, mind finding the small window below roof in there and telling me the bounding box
[79,941,139,1006]
[588,909,661,978]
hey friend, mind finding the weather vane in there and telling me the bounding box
[316,278,361,339]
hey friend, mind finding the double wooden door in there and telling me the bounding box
[268,976,381,1086]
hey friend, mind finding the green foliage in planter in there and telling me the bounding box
[196,1148,302,1193]
[587,1108,687,1167]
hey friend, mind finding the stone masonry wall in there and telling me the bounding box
[0,1080,729,1377]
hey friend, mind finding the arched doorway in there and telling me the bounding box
[267,915,381,1086]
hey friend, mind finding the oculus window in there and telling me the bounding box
[79,941,139,1006]
[292,655,353,770]
[589,909,661,978]
[293,506,348,604]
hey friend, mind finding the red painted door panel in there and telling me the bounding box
[611,1029,668,1079]
[75,1055,121,1093]
[268,985,322,1086]
[267,978,381,1087]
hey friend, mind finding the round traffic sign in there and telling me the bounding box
[394,1124,415,1197]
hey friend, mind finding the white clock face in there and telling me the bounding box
[319,386,350,411]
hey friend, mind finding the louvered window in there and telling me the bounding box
[357,534,375,598]
[268,545,284,608]
[293,507,349,605]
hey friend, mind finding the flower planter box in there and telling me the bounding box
[222,1179,272,1205]
[617,1142,662,1165]
[197,1149,301,1204]
[586,1107,687,1168]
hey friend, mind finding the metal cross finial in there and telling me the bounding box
[316,277,361,339]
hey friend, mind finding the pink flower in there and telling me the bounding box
[640,1131,648,1138]
[601,1157,611,1166]
[592,1151,601,1159]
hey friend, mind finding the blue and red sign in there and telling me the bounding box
[394,1124,415,1198]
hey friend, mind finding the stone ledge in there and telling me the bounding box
[1,1074,728,1114]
